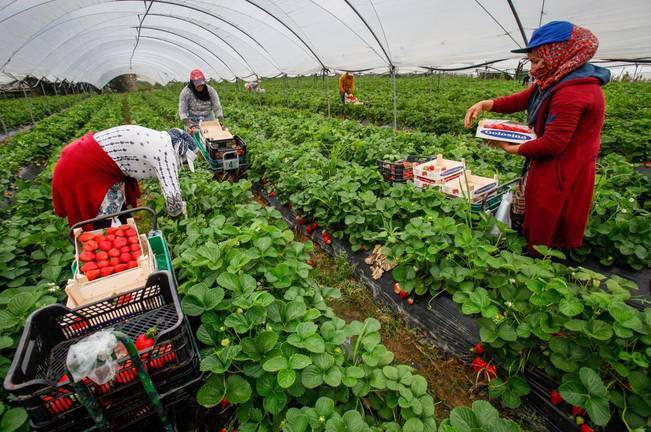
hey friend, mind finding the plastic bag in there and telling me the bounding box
[66,330,119,385]
[490,191,513,237]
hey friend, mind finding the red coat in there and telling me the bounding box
[52,132,140,228]
[492,76,606,251]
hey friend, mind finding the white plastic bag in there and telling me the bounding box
[490,191,513,237]
[66,330,119,385]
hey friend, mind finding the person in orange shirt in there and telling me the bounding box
[338,72,355,103]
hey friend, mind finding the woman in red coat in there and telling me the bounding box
[464,21,610,253]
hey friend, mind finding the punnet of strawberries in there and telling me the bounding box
[76,226,143,281]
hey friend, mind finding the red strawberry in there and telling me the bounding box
[78,232,94,242]
[42,392,74,414]
[393,283,401,294]
[95,251,109,261]
[407,298,414,305]
[132,250,142,259]
[120,253,131,263]
[473,343,484,355]
[115,362,137,384]
[96,260,109,269]
[98,241,112,251]
[128,236,139,245]
[220,398,229,410]
[571,406,586,416]
[120,246,131,253]
[108,248,120,257]
[296,216,305,225]
[135,327,157,351]
[58,374,69,385]
[399,290,409,300]
[128,261,138,269]
[579,424,593,432]
[106,234,116,241]
[115,263,128,273]
[81,262,98,273]
[486,364,497,379]
[550,390,563,406]
[269,190,276,198]
[70,319,88,332]
[93,234,106,243]
[150,343,175,369]
[79,251,95,262]
[125,228,137,237]
[471,357,487,372]
[113,237,128,248]
[130,243,141,252]
[100,266,114,277]
[307,259,315,267]
[311,222,318,229]
[83,240,98,251]
[109,257,121,266]
[115,229,126,238]
[106,227,117,235]
[94,382,111,395]
[86,269,101,281]
[219,428,227,432]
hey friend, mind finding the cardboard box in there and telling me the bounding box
[442,170,499,201]
[413,154,465,188]
[476,119,536,144]
[65,219,155,308]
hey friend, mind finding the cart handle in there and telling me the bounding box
[68,207,158,245]
[474,177,522,204]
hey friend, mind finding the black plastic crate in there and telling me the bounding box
[376,155,435,183]
[4,271,197,427]
[32,363,203,432]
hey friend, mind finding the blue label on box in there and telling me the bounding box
[483,130,533,141]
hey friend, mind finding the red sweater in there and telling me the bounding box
[492,78,605,250]
[52,133,140,228]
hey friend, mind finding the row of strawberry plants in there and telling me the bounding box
[142,174,521,432]
[0,93,88,131]
[0,95,125,431]
[211,75,651,162]
[0,95,106,192]
[128,94,526,431]
[152,87,648,272]
[159,97,651,429]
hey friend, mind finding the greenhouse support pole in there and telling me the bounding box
[322,69,330,117]
[391,66,397,129]
[23,88,35,126]
[283,73,289,108]
[40,82,50,114]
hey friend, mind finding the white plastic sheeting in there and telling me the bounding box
[1,0,649,87]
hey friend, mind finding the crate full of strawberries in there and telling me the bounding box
[475,119,536,144]
[65,218,156,307]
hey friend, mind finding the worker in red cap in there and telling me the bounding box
[178,69,224,133]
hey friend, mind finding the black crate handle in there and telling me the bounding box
[68,207,158,245]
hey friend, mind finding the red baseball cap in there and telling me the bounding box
[190,69,205,85]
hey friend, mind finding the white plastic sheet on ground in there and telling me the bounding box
[0,1,649,87]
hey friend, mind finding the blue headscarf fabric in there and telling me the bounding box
[168,128,198,171]
[168,128,197,156]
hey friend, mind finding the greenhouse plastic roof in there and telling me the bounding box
[1,0,650,87]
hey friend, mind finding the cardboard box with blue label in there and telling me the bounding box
[476,119,536,144]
